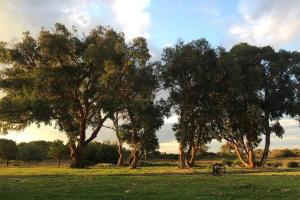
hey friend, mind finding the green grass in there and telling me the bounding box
[1,166,300,200]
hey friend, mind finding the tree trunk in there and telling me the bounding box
[178,141,185,168]
[189,144,197,167]
[232,143,249,167]
[58,159,61,167]
[247,148,255,168]
[185,143,192,168]
[6,159,8,167]
[117,142,123,167]
[129,148,139,169]
[258,132,270,167]
[69,143,84,168]
[258,115,271,167]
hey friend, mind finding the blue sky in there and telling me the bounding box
[0,0,299,152]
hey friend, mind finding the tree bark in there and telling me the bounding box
[129,148,139,169]
[232,143,250,167]
[258,114,271,167]
[185,143,192,168]
[117,142,123,167]
[258,131,270,167]
[69,143,84,168]
[189,144,197,167]
[247,148,255,168]
[178,140,186,168]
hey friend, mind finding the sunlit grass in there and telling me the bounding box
[1,166,300,199]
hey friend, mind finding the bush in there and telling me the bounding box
[221,159,233,167]
[84,142,119,166]
[287,161,299,168]
[266,161,283,168]
[269,149,296,158]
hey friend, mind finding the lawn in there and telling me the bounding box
[1,166,300,200]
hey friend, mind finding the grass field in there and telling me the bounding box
[1,165,300,200]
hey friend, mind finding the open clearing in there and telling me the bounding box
[1,166,300,200]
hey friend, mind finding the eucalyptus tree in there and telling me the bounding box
[0,23,138,168]
[218,43,300,168]
[120,38,163,168]
[160,39,221,168]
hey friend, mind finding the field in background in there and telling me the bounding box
[1,158,300,200]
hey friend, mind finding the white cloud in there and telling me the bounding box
[111,0,151,39]
[0,0,152,42]
[229,0,300,48]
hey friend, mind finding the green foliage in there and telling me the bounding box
[160,39,221,167]
[287,161,299,168]
[48,140,67,165]
[0,139,17,165]
[217,43,300,167]
[17,142,45,163]
[0,23,162,168]
[266,160,283,168]
[83,142,119,166]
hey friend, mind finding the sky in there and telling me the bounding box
[0,0,299,153]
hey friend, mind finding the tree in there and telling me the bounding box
[103,112,126,166]
[0,23,139,168]
[48,140,67,167]
[31,140,51,159]
[160,39,221,168]
[17,142,44,164]
[0,139,17,166]
[83,141,119,166]
[219,142,235,156]
[100,37,164,169]
[139,129,159,160]
[218,43,300,168]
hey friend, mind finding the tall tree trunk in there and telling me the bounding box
[117,141,123,167]
[258,114,271,167]
[69,143,84,168]
[185,143,192,168]
[189,144,197,167]
[129,148,139,169]
[245,136,255,168]
[6,159,8,167]
[258,132,270,167]
[178,140,185,168]
[247,148,255,168]
[58,159,61,167]
[232,143,250,167]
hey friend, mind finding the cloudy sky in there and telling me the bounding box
[0,0,299,152]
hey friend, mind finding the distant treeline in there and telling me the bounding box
[1,138,299,167]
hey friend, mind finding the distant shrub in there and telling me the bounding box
[269,149,296,158]
[221,159,233,167]
[287,161,299,168]
[266,161,283,168]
